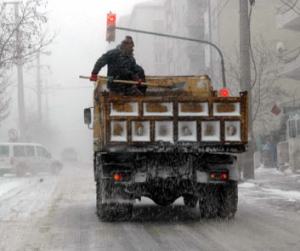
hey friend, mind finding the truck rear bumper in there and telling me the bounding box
[102,143,247,154]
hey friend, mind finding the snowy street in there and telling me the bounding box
[1,0,300,250]
[0,163,300,251]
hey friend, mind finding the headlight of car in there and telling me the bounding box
[178,121,197,141]
[201,121,220,141]
[110,121,127,142]
[225,121,241,141]
[132,121,150,142]
[155,121,173,143]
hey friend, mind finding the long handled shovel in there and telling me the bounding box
[79,75,185,90]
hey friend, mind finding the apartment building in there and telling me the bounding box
[118,0,211,77]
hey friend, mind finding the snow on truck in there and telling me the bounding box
[83,75,248,221]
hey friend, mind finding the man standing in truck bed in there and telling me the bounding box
[90,36,146,95]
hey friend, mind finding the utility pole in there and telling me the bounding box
[14,2,26,140]
[5,1,26,140]
[45,79,49,120]
[35,50,51,122]
[239,0,254,179]
[36,50,42,122]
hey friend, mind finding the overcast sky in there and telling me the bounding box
[47,0,149,85]
[0,0,149,159]
[45,0,149,158]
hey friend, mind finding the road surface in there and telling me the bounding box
[0,164,300,251]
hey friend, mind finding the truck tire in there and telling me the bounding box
[183,195,198,208]
[198,185,219,218]
[218,181,238,219]
[96,179,132,221]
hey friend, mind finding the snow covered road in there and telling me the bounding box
[1,164,300,251]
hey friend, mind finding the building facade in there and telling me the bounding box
[276,0,300,172]
[117,1,167,75]
[276,0,300,80]
[118,0,211,77]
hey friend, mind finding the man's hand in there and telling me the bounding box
[107,76,114,85]
[89,74,98,81]
[132,74,143,85]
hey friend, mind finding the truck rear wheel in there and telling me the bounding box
[96,179,132,221]
[198,185,220,218]
[218,181,238,219]
[198,182,238,219]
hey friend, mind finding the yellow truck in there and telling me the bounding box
[84,75,248,221]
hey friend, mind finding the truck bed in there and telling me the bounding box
[93,89,248,153]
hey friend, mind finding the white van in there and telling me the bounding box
[0,142,62,176]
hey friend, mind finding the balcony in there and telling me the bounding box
[278,47,300,80]
[277,8,300,31]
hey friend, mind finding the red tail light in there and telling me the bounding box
[220,172,228,181]
[113,173,122,182]
[219,88,230,97]
[112,171,131,182]
[210,171,229,181]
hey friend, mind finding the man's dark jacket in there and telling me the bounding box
[92,47,137,92]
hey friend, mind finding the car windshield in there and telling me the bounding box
[0,145,9,157]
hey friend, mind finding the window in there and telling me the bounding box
[13,146,26,157]
[36,146,50,158]
[288,119,296,138]
[0,145,9,157]
[25,146,35,157]
[297,119,300,136]
[288,118,300,138]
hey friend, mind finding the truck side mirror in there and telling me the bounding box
[84,108,92,125]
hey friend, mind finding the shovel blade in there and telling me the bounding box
[170,82,186,90]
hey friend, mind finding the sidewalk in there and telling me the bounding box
[239,166,300,213]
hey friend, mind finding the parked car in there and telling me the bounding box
[0,142,62,176]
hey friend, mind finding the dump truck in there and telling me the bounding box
[83,75,248,221]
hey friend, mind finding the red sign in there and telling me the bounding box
[271,104,281,116]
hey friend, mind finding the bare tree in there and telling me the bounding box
[0,0,53,124]
[0,69,10,122]
[277,0,300,15]
[226,36,291,136]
